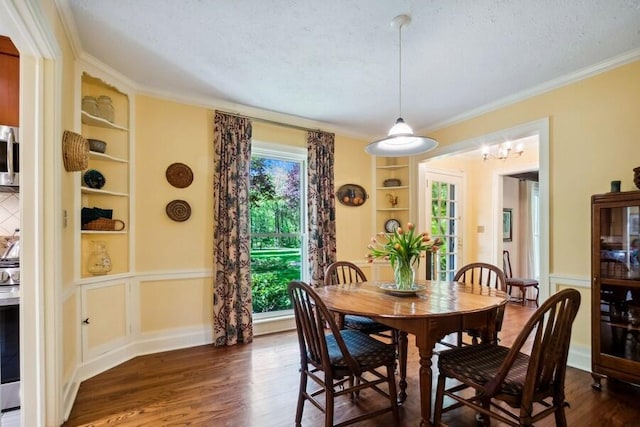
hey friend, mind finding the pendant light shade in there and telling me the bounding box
[365,15,438,157]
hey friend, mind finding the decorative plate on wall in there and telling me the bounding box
[166,199,191,222]
[336,184,368,207]
[166,162,194,188]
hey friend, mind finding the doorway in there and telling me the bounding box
[416,118,548,302]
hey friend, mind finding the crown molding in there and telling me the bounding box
[425,48,640,133]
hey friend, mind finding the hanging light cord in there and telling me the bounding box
[397,20,404,119]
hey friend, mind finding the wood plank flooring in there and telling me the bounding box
[63,303,640,426]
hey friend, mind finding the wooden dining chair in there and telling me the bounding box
[323,261,394,339]
[433,288,581,427]
[446,262,507,347]
[503,250,540,307]
[287,281,400,427]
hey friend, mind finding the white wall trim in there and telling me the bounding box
[549,274,591,289]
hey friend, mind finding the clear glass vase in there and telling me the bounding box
[87,240,112,276]
[394,257,415,290]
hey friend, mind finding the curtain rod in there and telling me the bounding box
[218,110,332,135]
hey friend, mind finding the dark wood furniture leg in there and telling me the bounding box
[397,330,408,403]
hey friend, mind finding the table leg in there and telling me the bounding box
[397,330,408,403]
[418,342,434,427]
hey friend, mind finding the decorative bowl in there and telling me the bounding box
[88,138,107,153]
[383,178,401,187]
[83,169,106,189]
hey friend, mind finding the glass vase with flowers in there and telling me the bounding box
[367,222,443,290]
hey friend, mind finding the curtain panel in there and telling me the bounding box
[212,111,253,346]
[307,130,337,286]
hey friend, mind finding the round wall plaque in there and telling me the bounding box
[166,162,194,188]
[166,199,191,222]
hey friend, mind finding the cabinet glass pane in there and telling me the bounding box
[599,205,640,279]
[600,284,640,361]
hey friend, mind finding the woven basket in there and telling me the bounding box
[62,130,89,172]
[82,218,125,231]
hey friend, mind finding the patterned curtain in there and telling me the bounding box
[307,130,337,286]
[212,111,253,346]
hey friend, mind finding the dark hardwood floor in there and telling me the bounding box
[63,302,640,426]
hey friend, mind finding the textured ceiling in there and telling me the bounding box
[64,0,640,139]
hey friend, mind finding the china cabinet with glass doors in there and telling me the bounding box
[591,190,640,389]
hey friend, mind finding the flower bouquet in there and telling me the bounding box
[367,222,443,290]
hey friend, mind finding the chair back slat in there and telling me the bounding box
[323,261,367,286]
[454,262,507,292]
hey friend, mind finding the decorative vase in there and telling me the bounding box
[634,167,640,190]
[394,257,415,290]
[87,240,112,275]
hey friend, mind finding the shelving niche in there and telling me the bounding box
[375,156,410,233]
[80,72,130,278]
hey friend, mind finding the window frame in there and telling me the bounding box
[251,140,308,320]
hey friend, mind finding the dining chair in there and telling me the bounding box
[287,280,400,427]
[433,288,581,427]
[323,261,395,339]
[503,250,540,307]
[445,262,507,347]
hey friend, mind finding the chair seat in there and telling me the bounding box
[344,315,392,335]
[326,329,396,371]
[438,343,530,396]
[507,277,538,287]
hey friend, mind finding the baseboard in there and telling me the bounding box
[567,342,591,373]
[133,325,214,357]
[62,373,80,422]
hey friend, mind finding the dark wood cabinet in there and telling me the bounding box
[0,36,19,127]
[591,190,640,389]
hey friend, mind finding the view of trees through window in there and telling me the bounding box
[250,153,304,314]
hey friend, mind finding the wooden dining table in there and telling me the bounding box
[315,279,509,427]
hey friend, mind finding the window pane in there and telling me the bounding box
[250,150,305,315]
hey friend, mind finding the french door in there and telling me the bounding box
[422,170,464,281]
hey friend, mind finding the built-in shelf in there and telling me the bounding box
[376,164,409,170]
[81,230,127,235]
[89,151,128,163]
[377,208,409,212]
[81,187,128,197]
[377,185,409,190]
[81,110,128,131]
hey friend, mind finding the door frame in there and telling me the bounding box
[417,167,465,280]
[1,2,61,425]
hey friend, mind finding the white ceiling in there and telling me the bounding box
[63,0,640,140]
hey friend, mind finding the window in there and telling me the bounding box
[250,142,307,318]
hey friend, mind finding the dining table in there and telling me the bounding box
[315,278,509,427]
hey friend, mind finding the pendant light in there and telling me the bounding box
[365,15,438,157]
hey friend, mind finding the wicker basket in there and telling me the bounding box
[82,218,125,231]
[62,130,89,172]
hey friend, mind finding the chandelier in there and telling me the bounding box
[365,15,438,157]
[481,141,524,161]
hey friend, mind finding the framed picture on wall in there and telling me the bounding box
[503,208,513,242]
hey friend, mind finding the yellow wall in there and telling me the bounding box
[140,278,212,332]
[134,96,371,331]
[425,60,640,346]
[134,96,214,271]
